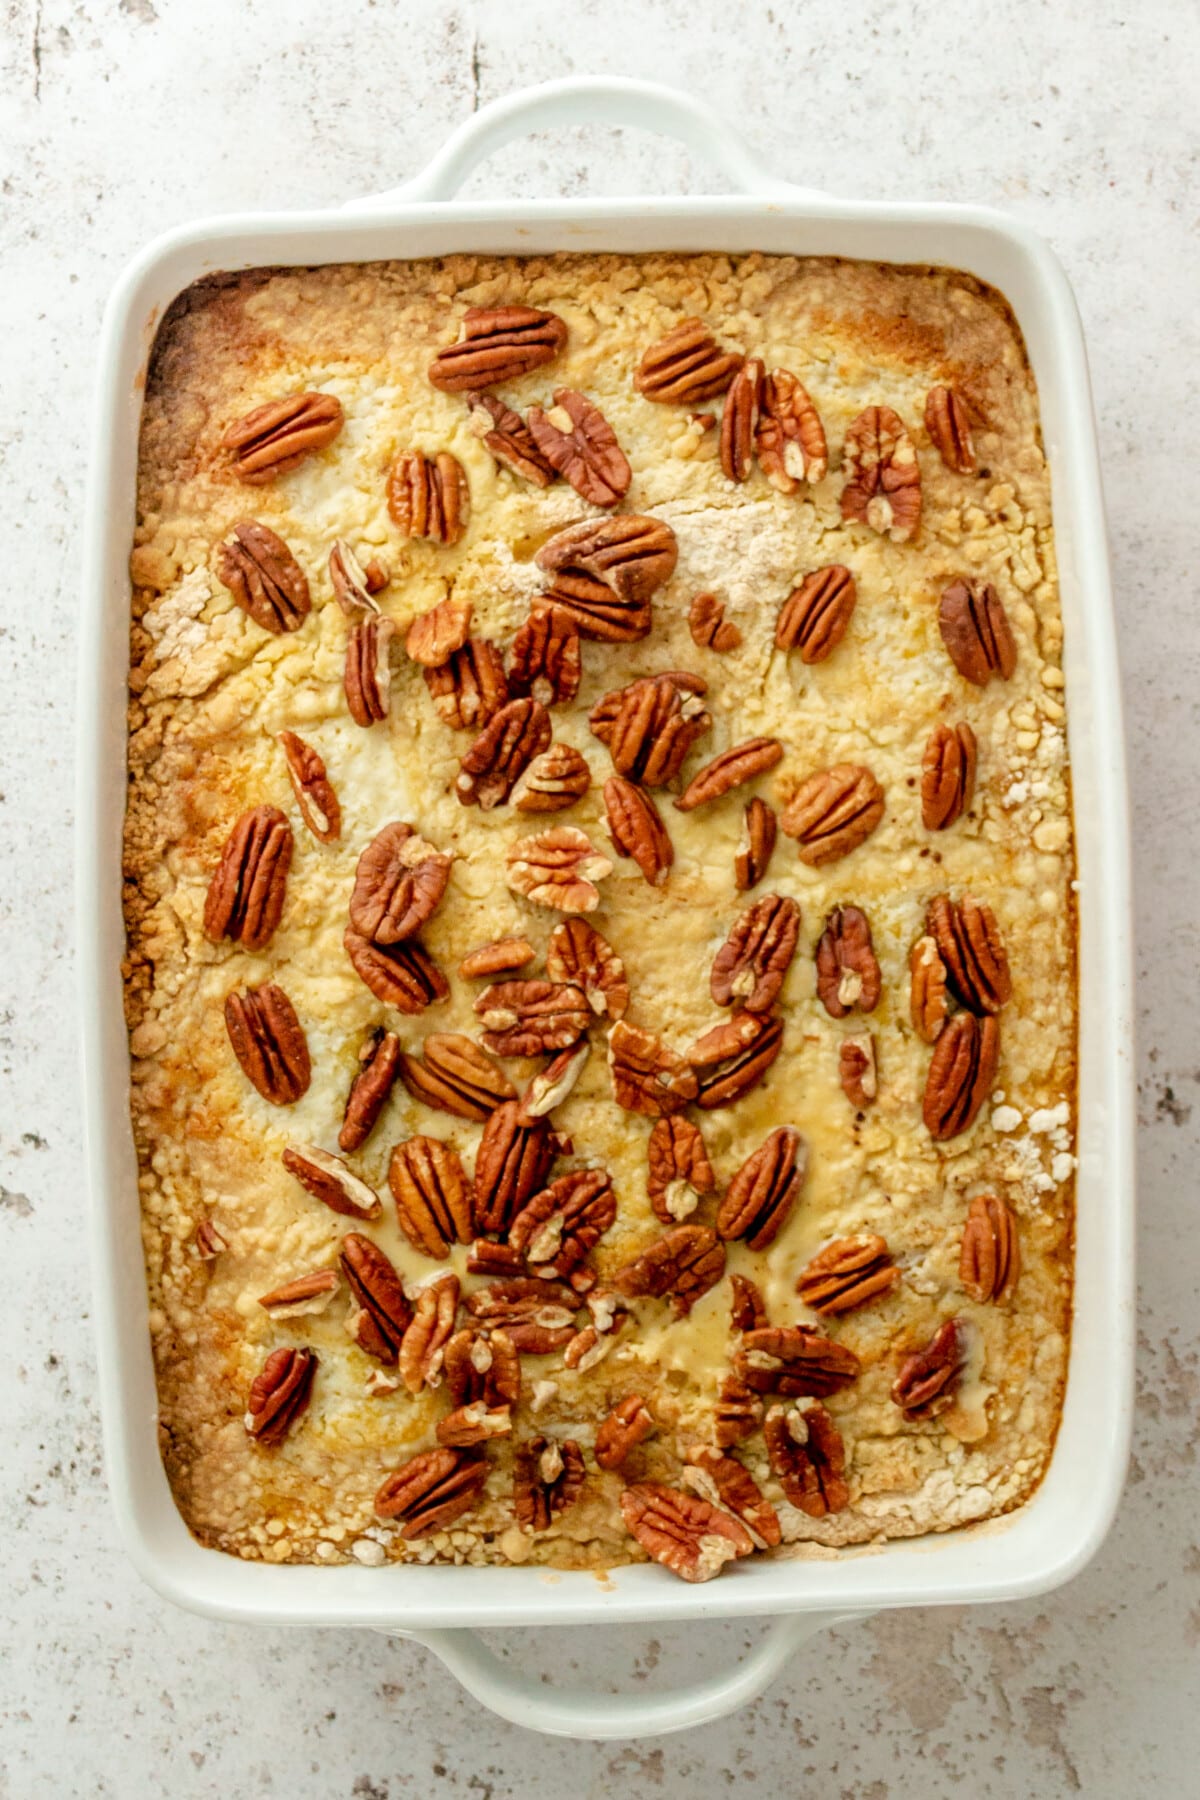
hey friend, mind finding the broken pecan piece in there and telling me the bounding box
[344,614,396,726]
[715,1376,764,1448]
[923,1012,1000,1139]
[459,937,535,980]
[620,1482,753,1582]
[547,918,630,1021]
[735,797,777,891]
[514,1437,586,1528]
[717,1126,806,1251]
[633,318,743,404]
[466,390,558,485]
[595,1396,655,1471]
[388,1136,474,1258]
[735,1325,861,1398]
[910,935,949,1043]
[647,1116,715,1224]
[224,983,310,1104]
[465,1277,578,1355]
[711,893,801,1014]
[203,805,292,951]
[343,931,449,1014]
[474,979,590,1058]
[405,595,472,667]
[796,1235,899,1315]
[214,521,310,633]
[328,539,380,617]
[506,826,612,913]
[688,590,742,652]
[780,764,885,867]
[719,357,762,482]
[339,1027,403,1152]
[443,1325,522,1408]
[814,905,881,1019]
[374,1447,487,1536]
[675,737,783,813]
[245,1347,317,1446]
[509,1168,617,1279]
[278,731,341,843]
[512,743,591,813]
[194,1219,227,1260]
[457,698,552,809]
[397,1272,460,1393]
[282,1144,381,1220]
[603,776,674,887]
[928,893,1012,1015]
[349,822,452,945]
[386,450,469,544]
[924,386,977,474]
[840,404,922,543]
[507,605,582,707]
[729,1273,769,1332]
[608,1020,698,1118]
[424,638,510,730]
[756,367,828,490]
[689,1011,784,1111]
[428,304,568,392]
[340,1231,413,1363]
[960,1194,1020,1303]
[535,514,677,640]
[892,1318,969,1419]
[922,722,978,830]
[613,1224,725,1317]
[527,389,631,507]
[257,1268,339,1318]
[223,391,343,484]
[683,1445,781,1549]
[399,1033,515,1121]
[775,565,857,663]
[764,1401,849,1517]
[938,579,1018,686]
[473,1102,559,1235]
[839,1033,877,1108]
[590,672,712,787]
[437,1402,513,1449]
[518,1042,590,1119]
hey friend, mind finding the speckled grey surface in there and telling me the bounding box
[1,0,1197,1792]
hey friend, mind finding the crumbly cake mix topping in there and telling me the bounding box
[124,252,1074,1577]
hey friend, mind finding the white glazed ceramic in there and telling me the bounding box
[79,77,1134,1741]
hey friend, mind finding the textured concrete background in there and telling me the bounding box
[1,0,1197,1793]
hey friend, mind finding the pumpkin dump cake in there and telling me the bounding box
[124,252,1075,1579]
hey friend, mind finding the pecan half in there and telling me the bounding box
[397,1272,460,1393]
[647,1116,715,1223]
[527,389,631,507]
[465,1277,578,1354]
[814,905,881,1019]
[388,1136,474,1258]
[509,1169,617,1279]
[282,1144,381,1220]
[343,931,449,1013]
[719,357,762,482]
[387,450,469,544]
[928,894,1012,1014]
[840,404,922,543]
[924,386,976,474]
[688,590,742,652]
[466,390,558,485]
[633,319,743,404]
[735,797,777,891]
[960,1194,1021,1303]
[518,1042,590,1119]
[764,1401,848,1516]
[756,368,828,490]
[505,826,612,913]
[428,305,568,391]
[923,1012,1000,1139]
[729,1273,769,1332]
[620,1482,753,1582]
[459,937,535,980]
[349,822,452,944]
[374,1447,487,1536]
[839,1033,878,1108]
[775,565,857,663]
[796,1234,898,1315]
[613,1224,725,1317]
[714,1376,765,1448]
[437,1402,514,1449]
[224,984,311,1104]
[328,539,380,616]
[473,1102,558,1234]
[344,614,396,726]
[340,1231,413,1363]
[938,580,1018,686]
[922,722,978,830]
[892,1318,969,1419]
[711,893,801,1014]
[443,1325,522,1408]
[910,935,949,1043]
[400,1033,515,1121]
[512,743,591,813]
[214,521,310,633]
[780,764,885,867]
[683,1445,781,1549]
[474,979,590,1058]
[339,1027,403,1152]
[203,805,292,950]
[608,1020,698,1118]
[689,1011,784,1111]
[717,1126,806,1251]
[405,596,472,667]
[535,514,677,641]
[734,1326,861,1399]
[603,776,674,887]
[595,1396,655,1471]
[507,605,582,707]
[223,392,343,484]
[278,731,341,843]
[590,672,711,788]
[514,1437,586,1528]
[675,737,783,813]
[424,638,510,730]
[457,697,552,809]
[257,1268,339,1318]
[245,1347,317,1446]
[546,918,630,1021]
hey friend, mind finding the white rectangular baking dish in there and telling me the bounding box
[78,78,1134,1739]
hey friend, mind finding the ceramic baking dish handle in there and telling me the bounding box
[345,76,819,209]
[390,1611,860,1739]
